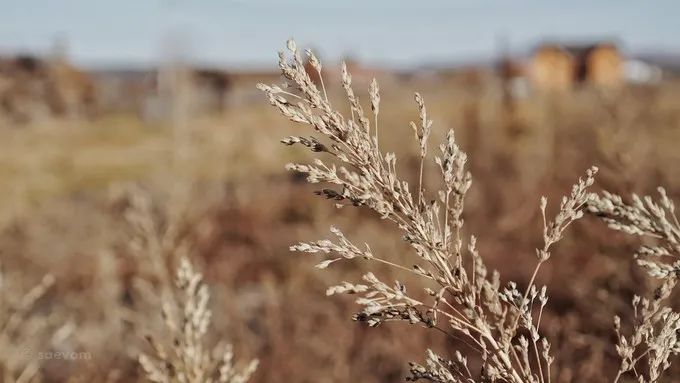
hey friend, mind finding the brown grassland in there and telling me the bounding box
[1,51,680,382]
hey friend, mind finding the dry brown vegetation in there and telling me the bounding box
[1,41,680,382]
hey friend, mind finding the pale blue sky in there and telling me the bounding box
[0,0,678,69]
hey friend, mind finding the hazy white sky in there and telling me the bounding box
[0,0,678,68]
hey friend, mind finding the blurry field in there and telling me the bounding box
[2,74,680,382]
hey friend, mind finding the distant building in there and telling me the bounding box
[497,57,530,100]
[530,45,574,91]
[191,69,233,114]
[529,42,624,91]
[624,59,663,84]
[91,69,154,115]
[92,66,235,119]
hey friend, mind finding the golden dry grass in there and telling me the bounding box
[1,73,680,382]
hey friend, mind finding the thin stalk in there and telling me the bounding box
[533,337,545,383]
[317,68,329,105]
[418,154,425,207]
[443,190,451,250]
[374,113,379,145]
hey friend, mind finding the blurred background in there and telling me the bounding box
[1,1,680,382]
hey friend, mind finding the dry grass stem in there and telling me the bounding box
[589,189,680,382]
[260,39,602,383]
[139,256,258,383]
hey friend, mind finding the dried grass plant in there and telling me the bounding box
[0,266,60,383]
[589,189,680,382]
[259,40,678,382]
[114,70,260,381]
[120,186,258,383]
[139,256,258,383]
